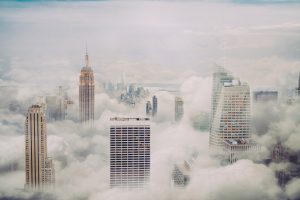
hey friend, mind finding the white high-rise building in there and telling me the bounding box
[25,105,55,190]
[211,66,234,127]
[209,80,251,149]
[110,117,150,188]
[175,97,184,122]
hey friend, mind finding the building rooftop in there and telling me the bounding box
[110,117,150,121]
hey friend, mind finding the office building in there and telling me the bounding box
[146,101,152,116]
[175,97,184,122]
[172,161,191,187]
[110,117,150,188]
[79,49,95,125]
[253,90,278,103]
[25,105,55,190]
[210,66,234,129]
[223,139,260,164]
[297,73,300,96]
[210,79,251,149]
[152,96,157,117]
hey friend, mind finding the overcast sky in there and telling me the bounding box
[0,0,300,88]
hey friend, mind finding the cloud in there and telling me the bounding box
[1,1,300,200]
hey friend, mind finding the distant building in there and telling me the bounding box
[110,117,150,188]
[296,73,300,96]
[175,97,184,122]
[210,78,251,149]
[25,105,55,190]
[45,86,74,121]
[270,143,300,187]
[119,84,149,107]
[172,161,191,187]
[152,96,157,117]
[253,90,278,103]
[146,101,152,116]
[272,143,290,163]
[79,49,95,125]
[223,139,261,164]
[172,153,198,188]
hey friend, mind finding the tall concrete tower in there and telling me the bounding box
[25,105,55,190]
[209,80,251,149]
[152,95,157,117]
[79,49,95,125]
[146,101,152,116]
[110,117,151,188]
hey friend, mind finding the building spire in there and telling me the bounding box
[85,44,89,67]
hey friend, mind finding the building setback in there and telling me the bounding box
[110,117,150,188]
[25,105,55,190]
[79,49,95,125]
[223,139,260,164]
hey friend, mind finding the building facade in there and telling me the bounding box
[210,66,234,130]
[146,101,152,116]
[210,80,251,149]
[175,97,184,122]
[110,117,151,188]
[25,105,55,190]
[79,50,95,125]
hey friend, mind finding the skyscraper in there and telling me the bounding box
[25,105,55,190]
[79,49,95,125]
[253,90,278,103]
[297,73,300,96]
[209,80,251,149]
[152,96,157,117]
[110,117,150,188]
[210,67,234,130]
[175,97,184,122]
[146,101,152,116]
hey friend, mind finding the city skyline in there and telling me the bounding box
[1,1,300,200]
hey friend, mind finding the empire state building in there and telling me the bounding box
[79,50,95,125]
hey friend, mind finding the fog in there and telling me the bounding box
[0,0,300,200]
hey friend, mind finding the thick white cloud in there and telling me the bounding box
[0,1,300,200]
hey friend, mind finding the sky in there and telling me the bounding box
[0,0,300,200]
